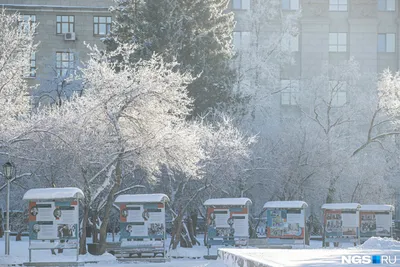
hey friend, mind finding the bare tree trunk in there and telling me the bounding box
[172,212,184,249]
[171,184,210,250]
[80,169,90,254]
[92,213,99,243]
[99,157,122,252]
[112,221,115,242]
[0,210,3,238]
[16,230,22,241]
[326,180,336,204]
[187,217,199,246]
[180,228,192,248]
[190,211,198,237]
[79,203,89,254]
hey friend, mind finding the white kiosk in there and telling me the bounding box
[114,193,169,260]
[203,198,252,259]
[264,201,308,246]
[322,203,361,247]
[23,187,84,266]
[360,204,394,243]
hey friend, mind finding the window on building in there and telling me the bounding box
[329,33,347,52]
[94,16,112,35]
[378,0,395,11]
[281,80,300,106]
[378,33,395,52]
[233,31,251,50]
[232,0,250,10]
[282,0,300,10]
[56,15,74,34]
[28,52,36,77]
[56,52,75,77]
[281,34,299,52]
[329,0,348,11]
[19,15,36,33]
[330,81,347,107]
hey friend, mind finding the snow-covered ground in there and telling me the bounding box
[0,236,399,266]
[220,237,400,267]
[0,236,228,267]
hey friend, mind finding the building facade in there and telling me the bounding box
[1,0,113,103]
[2,0,400,106]
[231,0,400,119]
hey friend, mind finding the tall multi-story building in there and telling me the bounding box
[1,0,113,103]
[230,0,400,119]
[2,0,399,107]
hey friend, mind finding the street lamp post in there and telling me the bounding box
[3,162,13,255]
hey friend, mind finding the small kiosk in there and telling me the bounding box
[203,198,252,258]
[360,204,394,243]
[23,187,84,266]
[114,193,169,260]
[322,203,361,247]
[263,201,308,246]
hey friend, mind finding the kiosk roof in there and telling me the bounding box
[321,203,361,210]
[263,201,308,209]
[23,187,84,200]
[114,193,170,204]
[360,204,394,212]
[203,198,252,206]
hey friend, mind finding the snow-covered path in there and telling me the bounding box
[1,237,400,266]
[220,248,400,267]
[88,260,226,267]
[0,236,228,267]
[220,238,400,267]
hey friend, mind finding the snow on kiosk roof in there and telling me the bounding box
[360,205,394,212]
[321,203,361,210]
[114,194,170,204]
[263,201,308,209]
[23,187,84,200]
[203,198,252,206]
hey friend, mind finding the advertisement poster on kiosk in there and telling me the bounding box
[120,203,165,238]
[324,210,358,239]
[360,212,391,237]
[28,201,78,240]
[267,209,304,238]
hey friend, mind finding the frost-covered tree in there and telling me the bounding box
[0,10,37,138]
[0,9,38,180]
[239,58,391,215]
[0,9,38,236]
[157,114,255,249]
[22,41,253,253]
[233,0,300,123]
[297,59,362,203]
[47,42,205,252]
[353,69,400,155]
[286,60,393,206]
[107,0,238,115]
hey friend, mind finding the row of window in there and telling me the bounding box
[280,80,347,107]
[232,0,396,11]
[26,51,74,78]
[329,33,395,53]
[29,52,347,108]
[328,0,395,12]
[233,32,396,53]
[20,15,112,35]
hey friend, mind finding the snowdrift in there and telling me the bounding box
[359,237,400,250]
